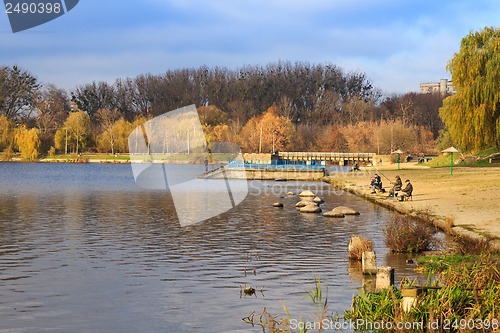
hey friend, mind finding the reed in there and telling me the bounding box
[243,278,337,333]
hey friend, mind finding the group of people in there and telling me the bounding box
[370,174,413,200]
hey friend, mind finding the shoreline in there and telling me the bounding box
[323,163,500,252]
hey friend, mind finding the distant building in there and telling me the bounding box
[420,79,456,95]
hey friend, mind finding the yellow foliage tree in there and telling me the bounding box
[0,115,14,151]
[14,125,40,161]
[97,117,134,153]
[54,111,91,154]
[439,27,500,151]
[239,104,295,153]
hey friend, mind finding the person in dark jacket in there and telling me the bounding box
[388,175,402,197]
[397,179,413,200]
[370,174,383,194]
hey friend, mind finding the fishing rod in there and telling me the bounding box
[377,169,392,182]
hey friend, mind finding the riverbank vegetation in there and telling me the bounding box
[346,253,500,332]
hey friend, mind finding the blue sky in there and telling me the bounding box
[1,0,499,95]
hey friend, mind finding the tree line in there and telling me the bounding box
[1,61,450,160]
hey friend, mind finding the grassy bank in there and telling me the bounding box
[324,165,500,251]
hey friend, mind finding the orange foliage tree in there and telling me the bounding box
[239,104,295,153]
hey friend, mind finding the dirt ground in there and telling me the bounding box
[326,163,500,249]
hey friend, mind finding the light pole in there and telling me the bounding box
[441,147,461,175]
[391,149,404,170]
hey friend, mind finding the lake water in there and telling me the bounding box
[0,163,425,332]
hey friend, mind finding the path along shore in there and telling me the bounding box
[324,163,500,251]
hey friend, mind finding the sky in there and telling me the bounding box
[1,0,499,96]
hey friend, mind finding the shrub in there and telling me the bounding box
[384,215,435,253]
[453,234,492,255]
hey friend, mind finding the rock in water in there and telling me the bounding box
[323,211,345,218]
[313,196,324,204]
[273,202,284,208]
[299,204,322,213]
[298,190,315,197]
[331,206,360,215]
[295,200,316,208]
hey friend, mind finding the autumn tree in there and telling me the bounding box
[97,117,133,154]
[340,121,376,153]
[96,108,120,154]
[14,125,41,160]
[239,104,295,153]
[439,27,500,151]
[0,115,14,151]
[55,111,91,154]
[315,125,348,152]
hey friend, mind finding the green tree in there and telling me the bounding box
[55,111,91,154]
[439,27,500,151]
[14,125,40,161]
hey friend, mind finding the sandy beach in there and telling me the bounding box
[325,163,500,250]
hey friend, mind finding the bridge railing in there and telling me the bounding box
[227,160,325,171]
[277,152,375,160]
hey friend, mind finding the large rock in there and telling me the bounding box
[313,196,324,204]
[331,206,360,216]
[323,211,345,218]
[295,200,316,208]
[299,204,322,213]
[298,190,315,197]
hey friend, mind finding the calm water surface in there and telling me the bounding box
[0,163,423,332]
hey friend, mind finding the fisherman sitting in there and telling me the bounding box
[396,179,413,201]
[370,174,383,194]
[388,175,402,197]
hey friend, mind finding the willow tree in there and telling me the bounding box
[14,125,41,161]
[439,27,500,151]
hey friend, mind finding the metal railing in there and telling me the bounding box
[227,160,325,171]
[277,151,375,160]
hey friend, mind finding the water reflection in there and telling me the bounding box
[0,163,426,332]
